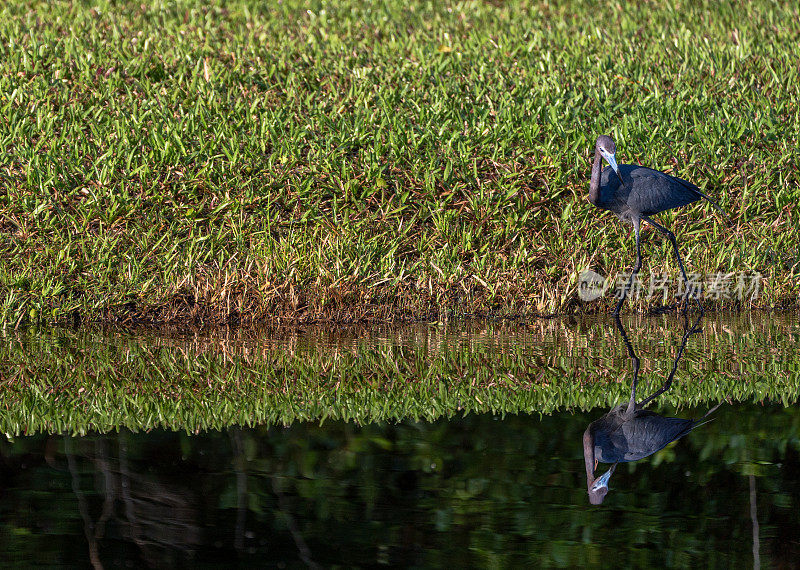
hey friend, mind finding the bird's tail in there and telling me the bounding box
[690,399,726,430]
[696,188,733,226]
[665,139,734,226]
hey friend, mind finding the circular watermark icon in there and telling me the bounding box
[578,269,608,301]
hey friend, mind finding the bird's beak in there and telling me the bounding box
[603,152,626,188]
[605,153,620,175]
[591,463,617,491]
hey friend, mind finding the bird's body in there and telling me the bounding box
[587,135,727,314]
[587,403,709,465]
[593,165,705,221]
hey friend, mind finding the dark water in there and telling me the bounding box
[1,313,799,567]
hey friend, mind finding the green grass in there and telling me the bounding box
[1,0,799,325]
[1,314,797,435]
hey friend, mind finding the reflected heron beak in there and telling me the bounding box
[591,463,617,491]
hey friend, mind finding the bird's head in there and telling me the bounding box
[588,463,617,505]
[595,134,626,188]
[596,135,620,175]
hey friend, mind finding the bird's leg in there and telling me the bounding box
[613,218,642,316]
[628,347,641,413]
[613,315,640,413]
[642,216,704,316]
[638,311,703,408]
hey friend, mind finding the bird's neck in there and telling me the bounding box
[588,148,602,206]
[583,427,596,486]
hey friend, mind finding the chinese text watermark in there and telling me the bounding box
[577,270,762,302]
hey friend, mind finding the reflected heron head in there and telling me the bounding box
[588,463,617,505]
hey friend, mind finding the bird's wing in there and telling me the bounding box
[618,415,698,461]
[631,166,730,222]
[625,167,701,215]
[667,172,730,222]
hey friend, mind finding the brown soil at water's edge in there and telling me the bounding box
[58,284,798,327]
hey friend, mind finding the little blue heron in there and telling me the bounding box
[583,314,722,504]
[589,135,728,314]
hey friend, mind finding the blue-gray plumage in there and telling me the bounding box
[589,135,728,314]
[591,410,706,463]
[583,314,721,505]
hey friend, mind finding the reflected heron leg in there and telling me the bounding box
[638,312,703,408]
[613,315,641,414]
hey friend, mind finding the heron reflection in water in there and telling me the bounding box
[583,314,722,505]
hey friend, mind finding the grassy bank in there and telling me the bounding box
[1,0,798,325]
[1,315,796,434]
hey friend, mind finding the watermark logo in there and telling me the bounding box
[578,269,610,301]
[577,270,762,302]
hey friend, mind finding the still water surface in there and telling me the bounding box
[1,313,799,567]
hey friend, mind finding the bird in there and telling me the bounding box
[583,314,722,505]
[588,134,728,314]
